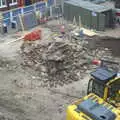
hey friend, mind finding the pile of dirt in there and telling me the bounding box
[21,38,112,87]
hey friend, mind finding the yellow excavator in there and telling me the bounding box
[66,59,120,120]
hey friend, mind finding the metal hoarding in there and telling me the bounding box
[98,13,105,31]
[68,4,74,22]
[64,3,69,20]
[77,7,91,29]
[82,8,91,28]
[91,11,98,30]
[23,5,34,13]
[2,1,50,25]
[75,6,80,24]
[103,10,112,28]
[79,7,84,26]
[64,0,112,31]
[70,5,77,23]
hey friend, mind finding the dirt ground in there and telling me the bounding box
[0,20,119,120]
[0,27,89,120]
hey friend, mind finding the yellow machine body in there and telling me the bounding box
[66,93,120,120]
[105,78,120,109]
[87,75,120,109]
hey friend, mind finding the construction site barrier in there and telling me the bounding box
[2,0,54,25]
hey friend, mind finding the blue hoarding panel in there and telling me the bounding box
[3,19,11,25]
[36,2,46,9]
[48,0,54,6]
[2,12,10,18]
[23,12,38,30]
[13,17,17,21]
[36,2,46,12]
[12,9,21,16]
[2,1,52,27]
[23,5,34,13]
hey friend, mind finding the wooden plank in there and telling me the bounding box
[18,14,25,31]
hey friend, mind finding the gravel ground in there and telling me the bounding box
[0,21,119,120]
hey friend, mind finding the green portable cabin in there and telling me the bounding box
[64,0,113,31]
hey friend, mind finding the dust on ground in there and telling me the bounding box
[0,20,119,120]
[98,27,120,38]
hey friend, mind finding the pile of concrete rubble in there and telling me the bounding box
[21,38,112,87]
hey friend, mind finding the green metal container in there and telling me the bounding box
[98,13,105,31]
[64,0,112,31]
[91,11,98,30]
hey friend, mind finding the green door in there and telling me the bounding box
[98,13,105,31]
[91,11,98,30]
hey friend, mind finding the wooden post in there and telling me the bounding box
[19,14,25,31]
[79,16,82,29]
[50,6,53,18]
[73,16,77,26]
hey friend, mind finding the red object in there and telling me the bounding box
[18,0,24,7]
[116,12,120,16]
[92,59,101,65]
[60,25,65,33]
[39,17,48,24]
[24,29,42,41]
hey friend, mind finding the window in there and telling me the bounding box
[87,78,105,98]
[92,81,105,98]
[9,0,17,6]
[0,0,7,8]
[0,0,17,8]
[108,80,120,99]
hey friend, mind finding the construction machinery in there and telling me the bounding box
[66,93,120,120]
[66,59,120,120]
[87,59,120,109]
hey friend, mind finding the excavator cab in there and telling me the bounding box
[87,59,120,108]
[66,59,120,120]
[66,93,120,120]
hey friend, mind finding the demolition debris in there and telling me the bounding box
[21,38,112,87]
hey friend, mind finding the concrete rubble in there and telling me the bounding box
[20,37,112,88]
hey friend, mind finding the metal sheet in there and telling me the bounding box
[64,3,69,20]
[103,10,112,28]
[70,5,76,22]
[16,12,38,30]
[3,19,10,25]
[83,8,91,28]
[23,5,34,13]
[12,8,22,17]
[36,2,46,8]
[23,12,38,30]
[98,13,105,31]
[2,12,10,18]
[91,11,98,30]
[48,0,54,6]
[68,4,73,21]
[73,5,79,24]
[64,0,112,13]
